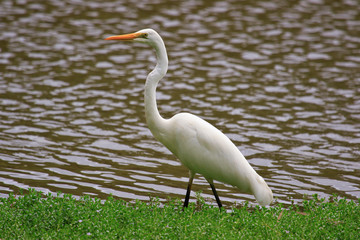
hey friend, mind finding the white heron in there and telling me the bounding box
[105,29,273,208]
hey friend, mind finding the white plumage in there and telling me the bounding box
[105,28,273,207]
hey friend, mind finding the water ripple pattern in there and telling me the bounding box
[0,0,359,205]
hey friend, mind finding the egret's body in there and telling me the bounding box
[105,29,273,207]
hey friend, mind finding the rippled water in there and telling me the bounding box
[0,0,359,206]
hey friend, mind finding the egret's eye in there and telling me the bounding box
[142,33,148,38]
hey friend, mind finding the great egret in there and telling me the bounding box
[105,29,273,208]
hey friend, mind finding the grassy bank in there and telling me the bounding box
[0,190,359,239]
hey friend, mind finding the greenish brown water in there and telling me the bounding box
[0,0,359,206]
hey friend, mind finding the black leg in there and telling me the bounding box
[183,173,194,208]
[209,181,222,209]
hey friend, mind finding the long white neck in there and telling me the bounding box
[144,36,168,141]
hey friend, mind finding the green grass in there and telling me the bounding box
[0,189,359,239]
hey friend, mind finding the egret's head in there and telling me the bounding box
[105,28,161,47]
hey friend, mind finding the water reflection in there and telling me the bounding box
[0,0,359,206]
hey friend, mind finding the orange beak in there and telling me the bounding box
[105,32,144,41]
